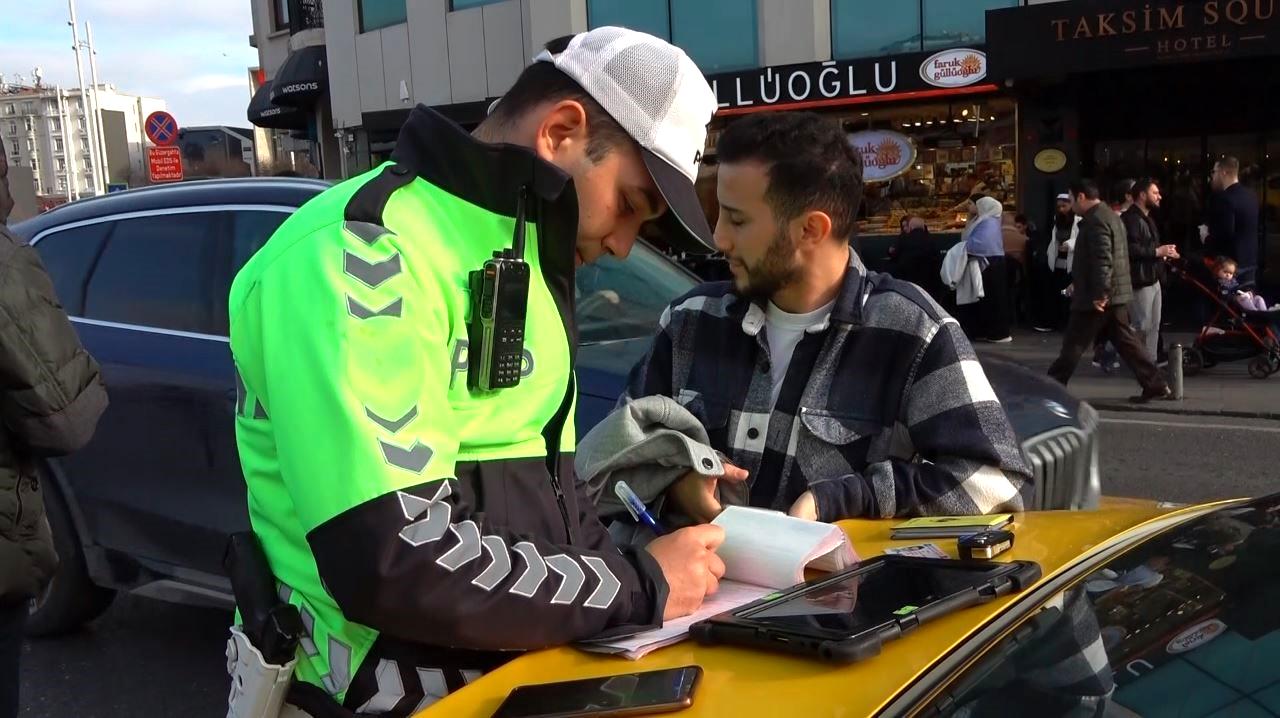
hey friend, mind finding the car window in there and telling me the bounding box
[927,494,1280,718]
[573,243,697,344]
[31,222,113,316]
[84,212,222,335]
[230,209,288,272]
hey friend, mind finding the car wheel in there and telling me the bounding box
[1248,356,1272,380]
[1182,347,1205,377]
[26,476,115,637]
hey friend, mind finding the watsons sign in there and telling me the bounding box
[848,130,916,182]
[920,49,987,88]
[708,47,991,111]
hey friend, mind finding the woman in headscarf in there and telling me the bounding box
[957,195,1012,343]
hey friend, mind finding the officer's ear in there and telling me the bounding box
[533,100,590,167]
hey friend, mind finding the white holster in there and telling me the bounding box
[226,626,300,718]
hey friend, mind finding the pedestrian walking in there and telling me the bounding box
[1047,179,1172,403]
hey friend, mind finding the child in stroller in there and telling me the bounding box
[1170,256,1280,379]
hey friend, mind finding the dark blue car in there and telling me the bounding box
[12,178,1098,635]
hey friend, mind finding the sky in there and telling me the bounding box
[0,0,259,128]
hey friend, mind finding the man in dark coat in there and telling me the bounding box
[0,137,107,717]
[1047,179,1170,403]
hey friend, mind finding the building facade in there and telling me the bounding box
[0,80,165,202]
[243,0,1275,286]
[990,0,1280,291]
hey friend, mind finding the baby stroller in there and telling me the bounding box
[1167,257,1280,379]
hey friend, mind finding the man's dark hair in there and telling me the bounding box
[1014,213,1028,225]
[1130,177,1158,200]
[1216,156,1240,175]
[1113,178,1135,204]
[716,112,864,241]
[1068,178,1102,201]
[485,35,632,163]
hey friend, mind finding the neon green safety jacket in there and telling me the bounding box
[228,107,666,715]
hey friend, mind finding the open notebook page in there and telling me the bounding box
[712,506,857,589]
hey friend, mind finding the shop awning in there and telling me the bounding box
[247,81,307,130]
[270,46,327,107]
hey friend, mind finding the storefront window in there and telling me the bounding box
[841,97,1018,239]
[922,0,1018,51]
[831,0,921,59]
[359,0,406,32]
[588,0,670,40]
[670,0,757,73]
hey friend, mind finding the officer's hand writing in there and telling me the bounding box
[666,462,750,524]
[645,525,727,620]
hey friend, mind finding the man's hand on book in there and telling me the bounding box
[666,462,750,524]
[646,524,727,620]
[788,490,818,521]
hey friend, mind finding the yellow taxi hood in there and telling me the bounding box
[419,498,1242,718]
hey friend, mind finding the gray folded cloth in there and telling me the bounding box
[575,395,747,544]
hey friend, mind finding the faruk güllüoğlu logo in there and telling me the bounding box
[847,131,916,183]
[920,49,988,88]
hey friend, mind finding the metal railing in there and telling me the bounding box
[288,0,324,33]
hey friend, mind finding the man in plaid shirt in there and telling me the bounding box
[624,112,1032,523]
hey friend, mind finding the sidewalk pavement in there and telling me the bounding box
[974,329,1280,419]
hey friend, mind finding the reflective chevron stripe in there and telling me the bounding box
[365,406,418,433]
[581,556,621,610]
[435,521,482,571]
[347,296,404,319]
[343,220,395,246]
[397,485,452,547]
[545,554,585,605]
[298,605,319,657]
[380,439,433,473]
[343,251,401,288]
[324,635,352,697]
[355,659,405,714]
[471,535,511,591]
[411,668,448,713]
[509,542,548,597]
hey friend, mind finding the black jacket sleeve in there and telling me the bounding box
[308,475,664,651]
[0,227,107,456]
[1084,216,1114,304]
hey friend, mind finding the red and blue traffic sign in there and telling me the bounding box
[144,111,179,146]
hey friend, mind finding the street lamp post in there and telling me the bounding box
[67,0,104,196]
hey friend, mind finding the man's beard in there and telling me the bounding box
[734,226,801,302]
[1054,210,1074,230]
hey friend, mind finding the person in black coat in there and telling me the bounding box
[1205,156,1260,288]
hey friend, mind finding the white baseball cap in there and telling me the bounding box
[533,26,718,253]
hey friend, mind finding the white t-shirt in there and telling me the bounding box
[764,300,835,407]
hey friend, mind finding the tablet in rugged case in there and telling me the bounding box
[689,555,1041,663]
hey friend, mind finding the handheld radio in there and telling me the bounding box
[468,188,532,392]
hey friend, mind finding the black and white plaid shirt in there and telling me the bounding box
[623,252,1033,521]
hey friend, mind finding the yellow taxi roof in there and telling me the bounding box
[418,497,1234,718]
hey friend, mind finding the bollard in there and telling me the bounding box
[1170,343,1184,400]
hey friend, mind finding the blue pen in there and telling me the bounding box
[614,480,666,535]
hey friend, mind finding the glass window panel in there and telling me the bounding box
[671,0,757,73]
[359,0,406,32]
[922,0,1018,51]
[588,0,670,40]
[832,0,921,59]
